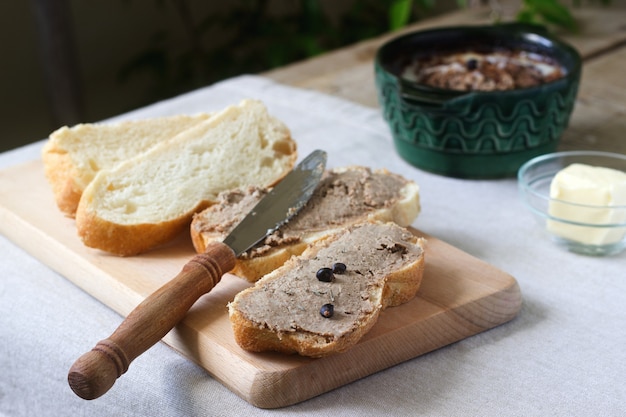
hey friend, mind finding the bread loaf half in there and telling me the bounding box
[191,166,420,281]
[75,99,297,256]
[42,114,211,217]
[228,221,426,357]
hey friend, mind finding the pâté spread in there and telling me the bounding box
[232,222,422,337]
[402,49,565,91]
[194,167,412,258]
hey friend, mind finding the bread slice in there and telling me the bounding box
[42,113,212,217]
[75,99,297,256]
[191,166,420,281]
[228,221,426,357]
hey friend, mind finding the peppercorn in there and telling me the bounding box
[316,267,334,282]
[332,262,346,274]
[466,58,478,71]
[320,303,334,318]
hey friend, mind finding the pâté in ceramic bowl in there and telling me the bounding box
[375,23,582,179]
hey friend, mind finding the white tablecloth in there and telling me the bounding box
[1,75,624,417]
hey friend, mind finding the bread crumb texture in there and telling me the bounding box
[42,114,212,216]
[73,99,297,255]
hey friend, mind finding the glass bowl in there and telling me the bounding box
[518,151,626,256]
[375,23,581,179]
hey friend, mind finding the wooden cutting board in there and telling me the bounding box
[0,160,522,408]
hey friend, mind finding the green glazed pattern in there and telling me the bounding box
[375,24,582,178]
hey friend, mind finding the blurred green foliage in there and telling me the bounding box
[118,0,445,103]
[119,0,609,104]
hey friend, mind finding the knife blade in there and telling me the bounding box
[224,149,327,255]
[68,149,327,400]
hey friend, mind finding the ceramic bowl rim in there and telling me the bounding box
[375,23,582,99]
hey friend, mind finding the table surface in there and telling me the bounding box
[2,6,626,417]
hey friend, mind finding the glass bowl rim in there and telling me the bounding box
[518,150,626,212]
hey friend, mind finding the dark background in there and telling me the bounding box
[0,0,461,153]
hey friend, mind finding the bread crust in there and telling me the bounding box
[228,222,426,357]
[76,199,211,256]
[228,305,383,357]
[42,139,83,216]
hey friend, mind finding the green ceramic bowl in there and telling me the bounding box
[375,23,582,178]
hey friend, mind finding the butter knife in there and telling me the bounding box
[68,149,327,400]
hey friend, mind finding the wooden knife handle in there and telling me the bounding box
[68,242,236,400]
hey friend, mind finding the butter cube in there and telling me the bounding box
[548,163,626,245]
